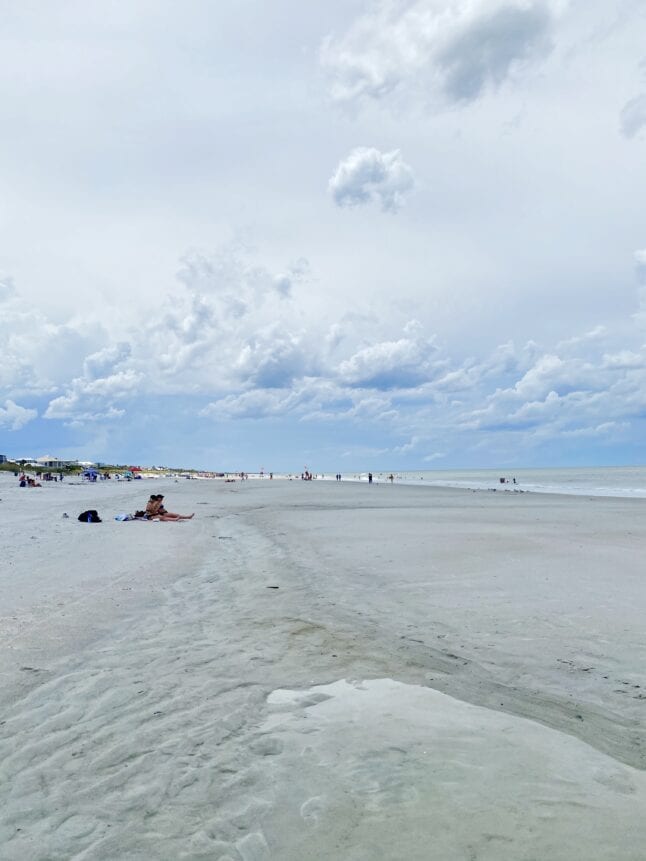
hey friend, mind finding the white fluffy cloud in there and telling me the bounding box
[459,341,646,443]
[35,244,315,423]
[83,342,132,380]
[44,370,142,421]
[0,399,37,430]
[321,0,557,108]
[337,328,439,387]
[0,286,106,394]
[4,231,646,465]
[329,147,415,212]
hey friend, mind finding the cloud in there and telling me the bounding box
[423,451,446,461]
[438,2,553,102]
[0,276,16,302]
[457,337,646,442]
[0,281,107,393]
[201,389,297,421]
[6,237,646,465]
[634,248,646,285]
[337,328,439,388]
[83,342,132,380]
[620,94,646,139]
[44,370,143,421]
[3,243,316,424]
[235,329,312,388]
[321,0,556,109]
[201,378,347,422]
[141,245,312,389]
[0,399,37,430]
[329,147,414,212]
[273,259,311,298]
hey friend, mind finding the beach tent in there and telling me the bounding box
[82,468,99,479]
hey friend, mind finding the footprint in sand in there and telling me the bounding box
[300,795,326,825]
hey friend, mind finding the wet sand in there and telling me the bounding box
[0,474,645,859]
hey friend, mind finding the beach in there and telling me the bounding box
[1,474,645,859]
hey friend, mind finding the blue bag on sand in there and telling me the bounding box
[78,510,102,523]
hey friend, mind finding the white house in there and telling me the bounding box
[35,455,68,469]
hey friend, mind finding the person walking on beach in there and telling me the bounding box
[368,472,373,484]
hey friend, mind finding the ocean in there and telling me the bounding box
[345,466,646,498]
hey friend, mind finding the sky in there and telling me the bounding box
[1,0,646,471]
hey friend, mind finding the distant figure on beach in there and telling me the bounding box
[368,472,373,484]
[388,474,394,483]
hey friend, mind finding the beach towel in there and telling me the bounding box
[114,513,134,521]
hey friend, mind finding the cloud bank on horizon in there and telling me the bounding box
[1,0,646,470]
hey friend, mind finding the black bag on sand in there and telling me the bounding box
[78,510,102,523]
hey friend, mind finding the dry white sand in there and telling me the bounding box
[0,473,645,859]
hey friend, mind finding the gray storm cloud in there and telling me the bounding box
[321,0,558,108]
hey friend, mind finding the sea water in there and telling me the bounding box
[347,466,646,498]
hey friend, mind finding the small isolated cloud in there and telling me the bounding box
[0,399,37,430]
[329,147,414,212]
[321,0,556,109]
[620,94,646,139]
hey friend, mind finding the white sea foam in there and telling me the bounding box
[335,466,646,498]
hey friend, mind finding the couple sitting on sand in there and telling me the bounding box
[136,494,194,521]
